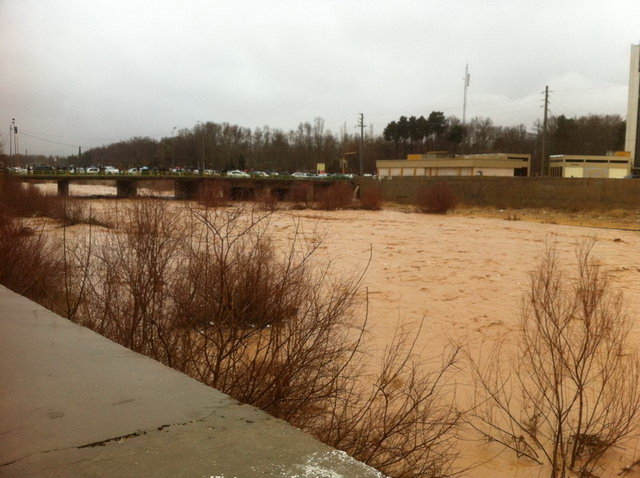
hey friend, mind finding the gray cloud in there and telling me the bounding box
[1,0,638,155]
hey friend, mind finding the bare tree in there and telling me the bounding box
[470,242,640,478]
[47,199,463,477]
[315,320,461,478]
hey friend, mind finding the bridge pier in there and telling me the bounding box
[57,179,69,197]
[175,180,201,200]
[116,180,137,198]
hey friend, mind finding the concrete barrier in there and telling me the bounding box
[357,176,640,210]
[0,285,382,478]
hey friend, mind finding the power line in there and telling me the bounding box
[548,98,578,117]
[19,131,81,149]
[553,84,622,92]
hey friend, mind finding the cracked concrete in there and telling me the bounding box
[0,286,383,477]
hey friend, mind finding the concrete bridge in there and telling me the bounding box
[15,174,354,200]
[0,285,382,477]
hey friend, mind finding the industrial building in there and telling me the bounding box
[376,152,530,178]
[548,153,632,178]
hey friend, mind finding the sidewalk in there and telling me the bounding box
[0,285,382,478]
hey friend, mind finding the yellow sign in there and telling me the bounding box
[316,163,325,174]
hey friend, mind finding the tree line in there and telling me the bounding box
[2,113,626,174]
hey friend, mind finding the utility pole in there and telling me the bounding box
[462,64,470,125]
[11,119,18,162]
[357,113,365,175]
[8,121,13,157]
[541,85,550,176]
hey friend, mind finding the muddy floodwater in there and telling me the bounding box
[33,182,640,477]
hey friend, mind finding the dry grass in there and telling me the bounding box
[453,206,640,230]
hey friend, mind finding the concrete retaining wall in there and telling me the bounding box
[357,176,640,210]
[0,285,382,478]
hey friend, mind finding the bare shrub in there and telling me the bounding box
[0,216,64,311]
[470,242,640,478]
[71,200,189,365]
[0,175,61,218]
[314,321,461,478]
[0,174,106,227]
[287,182,313,208]
[197,180,230,207]
[359,184,383,211]
[57,201,461,476]
[0,174,66,308]
[416,182,457,214]
[317,182,354,211]
[46,198,113,228]
[172,207,360,418]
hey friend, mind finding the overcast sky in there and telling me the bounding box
[1,0,639,156]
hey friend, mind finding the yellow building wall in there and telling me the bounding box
[608,168,629,179]
[473,168,513,177]
[563,166,583,178]
[435,168,458,176]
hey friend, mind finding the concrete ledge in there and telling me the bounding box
[0,285,382,477]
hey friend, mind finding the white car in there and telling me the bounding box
[86,166,100,174]
[104,166,120,174]
[226,170,250,178]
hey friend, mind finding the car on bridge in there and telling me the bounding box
[226,170,250,178]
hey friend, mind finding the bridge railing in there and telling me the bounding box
[11,170,354,180]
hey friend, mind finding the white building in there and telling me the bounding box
[376,153,530,178]
[549,154,632,178]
